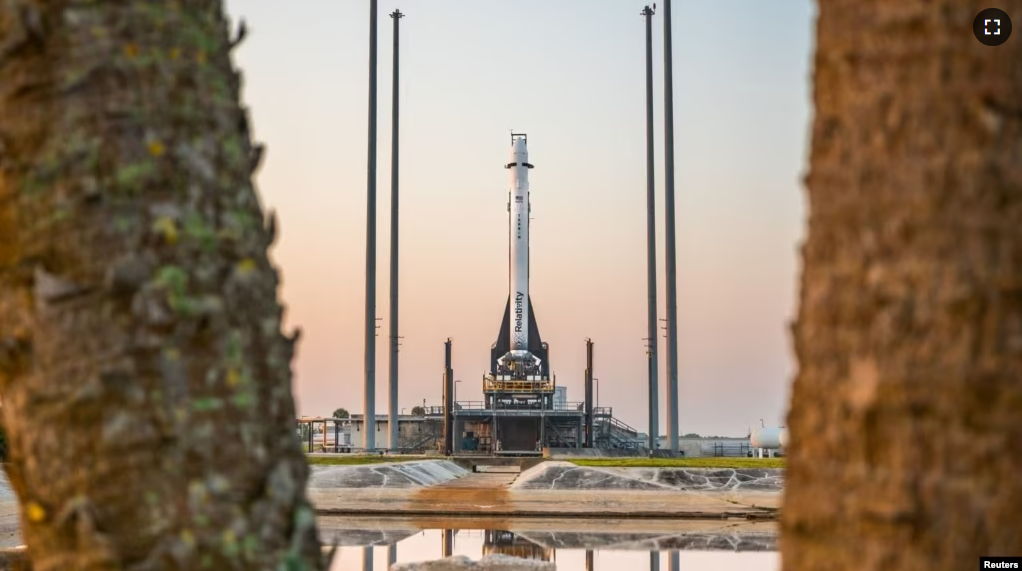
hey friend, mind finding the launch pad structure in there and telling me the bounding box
[440,134,631,456]
[446,333,590,455]
[356,2,683,455]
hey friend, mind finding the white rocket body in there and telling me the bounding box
[508,136,531,357]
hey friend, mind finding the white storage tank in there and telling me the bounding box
[751,427,788,449]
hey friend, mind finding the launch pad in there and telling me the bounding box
[448,134,586,455]
[430,134,643,456]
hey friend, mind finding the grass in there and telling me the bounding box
[568,457,786,469]
[305,455,424,466]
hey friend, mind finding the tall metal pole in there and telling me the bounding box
[584,339,594,448]
[662,0,680,454]
[388,8,404,452]
[443,339,454,455]
[641,4,659,453]
[363,0,379,452]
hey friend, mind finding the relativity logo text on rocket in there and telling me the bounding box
[514,292,524,332]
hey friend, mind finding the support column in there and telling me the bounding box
[539,416,545,451]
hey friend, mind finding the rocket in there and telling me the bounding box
[507,135,533,360]
[490,134,549,376]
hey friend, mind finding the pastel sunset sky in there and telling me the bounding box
[222,0,816,437]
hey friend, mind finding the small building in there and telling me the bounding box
[347,412,444,451]
[296,410,444,452]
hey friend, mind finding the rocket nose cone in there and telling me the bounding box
[512,137,528,160]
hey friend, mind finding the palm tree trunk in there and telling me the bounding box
[0,2,323,570]
[783,1,1022,569]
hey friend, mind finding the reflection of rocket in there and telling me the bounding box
[483,530,553,561]
[490,134,549,376]
[507,135,533,357]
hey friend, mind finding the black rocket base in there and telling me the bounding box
[489,295,551,377]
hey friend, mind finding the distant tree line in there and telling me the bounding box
[329,406,427,418]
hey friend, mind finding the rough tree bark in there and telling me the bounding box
[0,2,324,570]
[783,1,1022,570]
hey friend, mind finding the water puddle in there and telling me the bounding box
[322,517,779,570]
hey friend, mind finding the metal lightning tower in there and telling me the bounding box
[363,0,379,452]
[663,0,680,453]
[388,8,404,452]
[641,4,660,452]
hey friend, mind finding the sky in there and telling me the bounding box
[221,0,817,437]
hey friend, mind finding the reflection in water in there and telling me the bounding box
[484,530,554,562]
[442,529,454,558]
[336,529,779,571]
[362,546,372,571]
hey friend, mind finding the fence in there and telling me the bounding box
[710,441,752,457]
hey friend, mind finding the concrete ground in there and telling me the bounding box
[308,485,779,519]
[0,459,785,552]
[308,464,782,519]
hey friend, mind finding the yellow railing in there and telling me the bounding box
[483,376,554,393]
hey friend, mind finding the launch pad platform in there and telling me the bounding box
[451,398,586,456]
